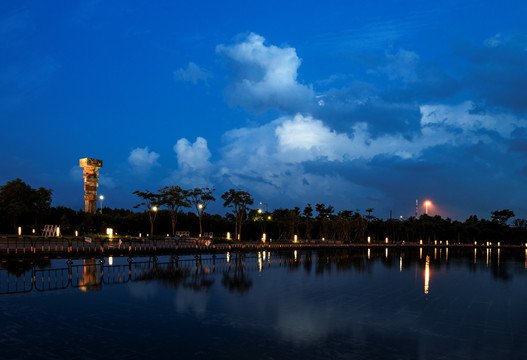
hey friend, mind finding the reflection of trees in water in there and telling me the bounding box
[294,247,524,284]
[303,251,313,274]
[221,253,253,294]
[139,255,215,293]
[156,268,215,292]
[0,259,51,277]
[313,249,372,275]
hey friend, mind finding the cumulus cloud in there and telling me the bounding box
[187,98,524,218]
[174,137,212,171]
[170,137,212,187]
[128,146,160,173]
[174,62,210,84]
[216,33,315,113]
[163,32,527,219]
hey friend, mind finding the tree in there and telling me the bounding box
[303,204,313,240]
[365,208,375,221]
[288,207,301,240]
[316,203,334,239]
[491,209,515,226]
[221,189,254,241]
[189,187,215,236]
[0,178,52,232]
[133,190,161,236]
[159,186,190,236]
[513,218,527,229]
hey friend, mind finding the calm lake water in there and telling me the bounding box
[1,247,527,359]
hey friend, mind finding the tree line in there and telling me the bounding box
[1,178,526,244]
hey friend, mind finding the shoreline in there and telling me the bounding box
[1,235,525,260]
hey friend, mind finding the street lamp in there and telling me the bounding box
[259,202,268,213]
[425,200,432,215]
[99,195,104,213]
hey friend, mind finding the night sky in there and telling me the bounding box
[1,0,526,221]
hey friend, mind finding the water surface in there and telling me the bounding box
[1,247,526,359]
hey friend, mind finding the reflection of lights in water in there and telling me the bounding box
[294,250,298,262]
[424,255,430,294]
[385,248,388,259]
[109,256,113,266]
[263,251,267,261]
[226,252,231,263]
[486,248,490,267]
[258,252,262,272]
[440,248,442,260]
[525,249,527,269]
[498,248,500,266]
[474,248,477,264]
[420,248,422,260]
[434,248,437,260]
[446,248,448,262]
[367,248,370,260]
[399,256,403,272]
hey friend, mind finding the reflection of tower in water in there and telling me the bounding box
[79,258,102,292]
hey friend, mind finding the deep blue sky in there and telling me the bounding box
[1,0,526,221]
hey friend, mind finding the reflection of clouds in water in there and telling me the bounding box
[127,282,158,300]
[274,303,352,345]
[268,272,424,346]
[173,288,209,316]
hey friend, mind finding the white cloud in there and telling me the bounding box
[276,114,354,161]
[174,137,211,171]
[216,33,315,113]
[169,137,212,187]
[215,114,410,206]
[174,62,210,84]
[420,101,526,141]
[212,105,526,209]
[128,146,160,173]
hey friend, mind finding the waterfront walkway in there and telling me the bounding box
[0,235,522,258]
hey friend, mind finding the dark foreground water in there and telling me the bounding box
[1,247,527,359]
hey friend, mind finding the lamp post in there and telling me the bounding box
[198,204,203,237]
[259,202,268,213]
[99,195,104,214]
[425,201,431,215]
